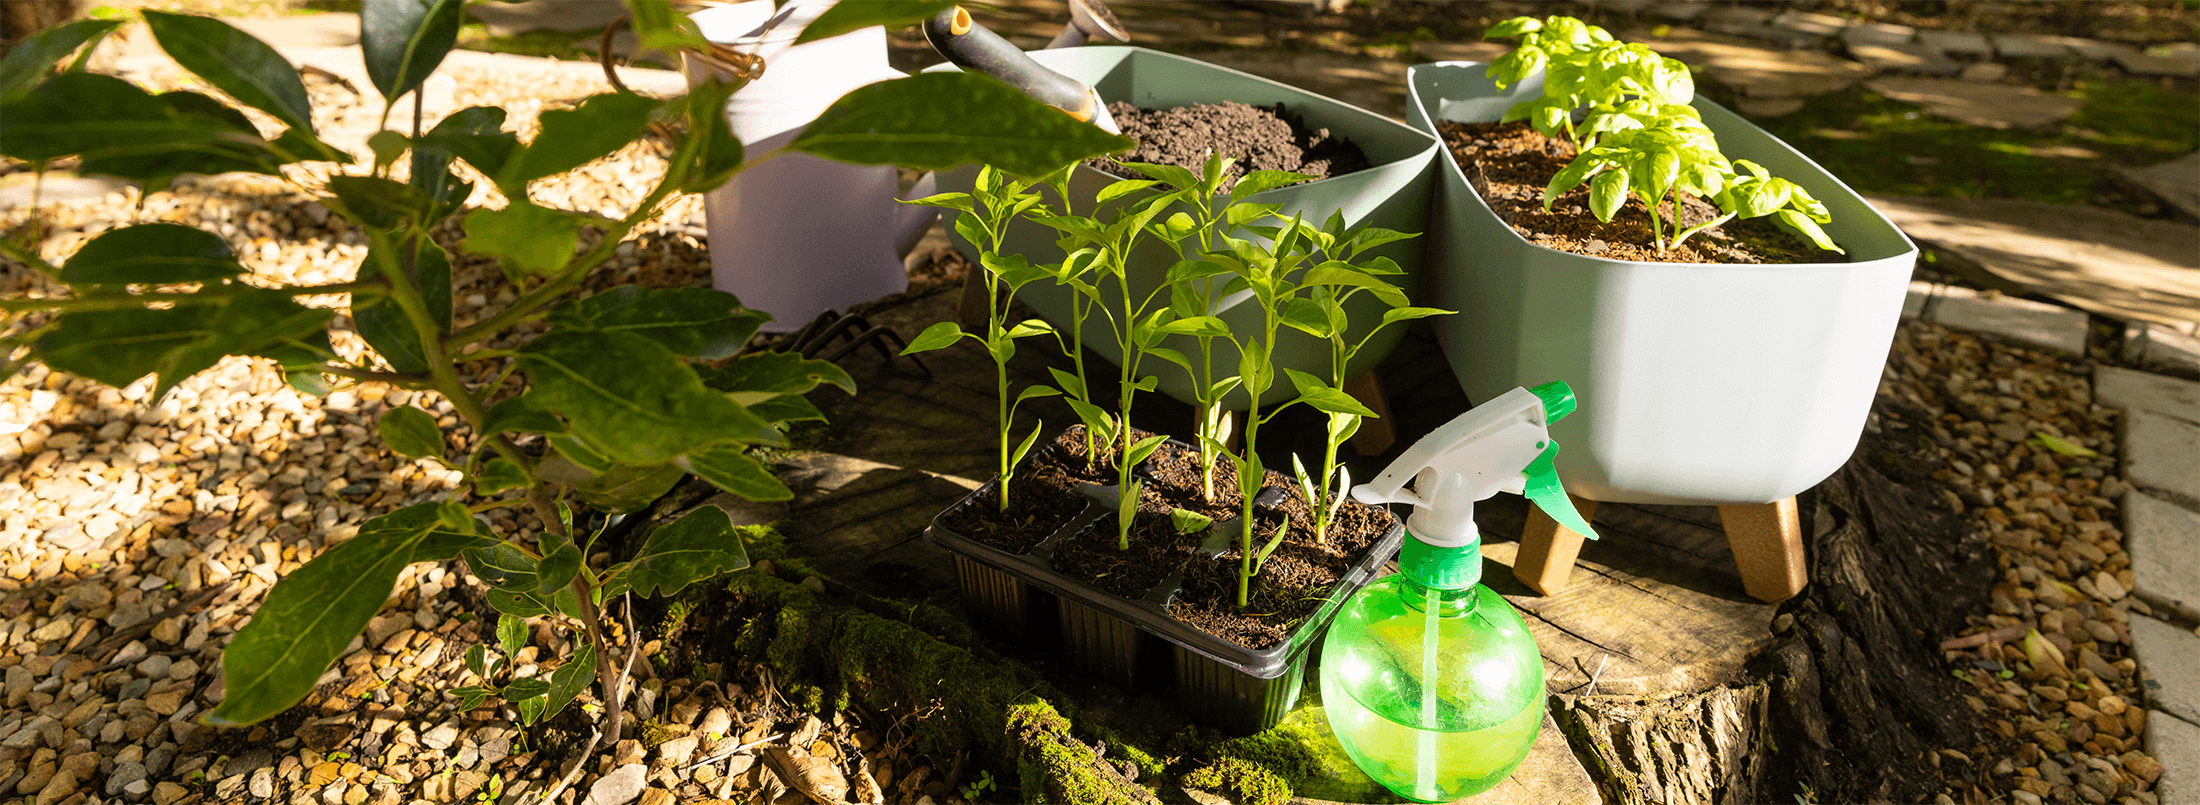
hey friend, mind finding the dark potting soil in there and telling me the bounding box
[1437,120,1847,265]
[1091,100,1372,192]
[1049,512,1197,600]
[937,462,1091,555]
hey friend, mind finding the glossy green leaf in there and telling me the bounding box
[535,544,582,597]
[411,106,512,203]
[548,286,768,360]
[1230,170,1317,199]
[36,289,334,400]
[1486,17,1542,38]
[678,76,745,194]
[603,506,751,599]
[142,11,315,133]
[1171,508,1215,536]
[0,19,123,102]
[464,543,539,592]
[463,643,491,678]
[546,437,614,475]
[462,201,581,276]
[698,351,857,399]
[503,92,662,187]
[1379,306,1453,329]
[474,458,530,495]
[541,642,595,721]
[521,327,783,466]
[496,613,526,658]
[0,73,282,181]
[361,0,463,104]
[625,0,710,53]
[503,676,549,701]
[58,223,241,285]
[791,73,1133,179]
[795,0,954,44]
[481,393,566,436]
[206,503,493,726]
[325,176,429,229]
[377,406,443,458]
[1589,168,1628,222]
[748,395,825,426]
[567,461,685,513]
[677,446,792,502]
[350,238,453,374]
[1286,369,1377,417]
[1773,209,1842,254]
[454,685,491,710]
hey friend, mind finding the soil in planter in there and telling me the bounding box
[939,462,1093,555]
[1050,511,1199,600]
[1092,100,1372,192]
[1166,483,1393,652]
[1437,120,1848,265]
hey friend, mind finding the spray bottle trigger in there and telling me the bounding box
[1523,442,1598,540]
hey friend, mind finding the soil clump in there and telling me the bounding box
[1093,100,1371,192]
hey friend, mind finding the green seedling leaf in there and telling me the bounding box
[1157,316,1231,339]
[481,393,564,437]
[1231,170,1317,199]
[698,351,858,401]
[748,395,826,426]
[325,176,430,229]
[361,0,463,104]
[207,504,493,726]
[1379,306,1453,329]
[367,130,410,172]
[1589,168,1629,222]
[2028,433,2099,458]
[1127,434,1171,468]
[791,73,1134,179]
[541,642,595,721]
[796,0,956,44]
[549,286,769,360]
[474,458,529,495]
[504,93,662,188]
[1170,508,1214,536]
[0,18,123,102]
[678,445,793,502]
[377,406,443,459]
[59,223,241,285]
[465,544,538,596]
[602,506,752,599]
[520,330,790,464]
[454,685,491,711]
[1010,421,1047,470]
[901,321,964,354]
[411,106,512,203]
[903,191,977,213]
[1285,369,1378,418]
[625,0,710,52]
[534,544,582,597]
[495,613,526,659]
[503,677,549,701]
[463,644,491,678]
[1099,179,1161,204]
[142,11,314,133]
[566,462,686,514]
[1485,16,1542,38]
[1772,209,1842,254]
[462,201,582,277]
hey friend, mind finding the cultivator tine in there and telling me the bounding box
[783,310,932,378]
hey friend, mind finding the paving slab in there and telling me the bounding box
[1958,62,2009,83]
[2137,324,2200,377]
[1917,285,2089,355]
[2146,707,2200,804]
[2115,50,2200,77]
[1864,76,2080,127]
[1989,33,2076,60]
[1865,196,2200,332]
[1638,28,1871,100]
[2132,614,2200,727]
[2060,37,2135,62]
[1848,41,1965,75]
[2114,151,2200,223]
[2096,366,2200,424]
[1770,11,1848,38]
[2127,492,2200,621]
[1915,28,1993,57]
[1409,40,1514,65]
[2124,409,2200,510]
[1651,2,1710,22]
[1841,22,1916,48]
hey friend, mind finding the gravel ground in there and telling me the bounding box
[1876,318,2172,805]
[0,60,951,805]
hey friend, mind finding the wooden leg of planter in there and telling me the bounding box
[957,270,991,331]
[1718,497,1807,604]
[1513,494,1598,596]
[1343,371,1395,456]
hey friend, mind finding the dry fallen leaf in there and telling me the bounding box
[763,744,854,805]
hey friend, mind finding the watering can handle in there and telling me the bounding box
[924,6,1119,133]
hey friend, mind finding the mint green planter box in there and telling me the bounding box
[928,47,1440,408]
[1407,62,1918,506]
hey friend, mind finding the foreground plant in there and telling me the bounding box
[1485,15,1841,254]
[0,0,1124,760]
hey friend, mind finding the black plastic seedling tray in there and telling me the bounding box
[925,452,1404,735]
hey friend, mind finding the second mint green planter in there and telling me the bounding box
[928,46,1440,408]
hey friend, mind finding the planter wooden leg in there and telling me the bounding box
[957,270,991,331]
[1513,494,1598,595]
[1343,371,1395,456]
[1718,497,1807,604]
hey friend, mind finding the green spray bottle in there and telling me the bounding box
[1320,381,1600,801]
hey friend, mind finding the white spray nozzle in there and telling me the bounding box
[1354,384,1597,548]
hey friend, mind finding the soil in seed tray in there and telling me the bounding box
[1136,440,1246,520]
[1438,120,1847,265]
[1166,484,1393,651]
[1091,100,1371,192]
[1050,512,1199,600]
[937,462,1091,555]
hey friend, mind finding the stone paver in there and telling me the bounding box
[1770,11,1848,38]
[2127,491,2200,620]
[2114,151,2200,223]
[1848,41,1964,75]
[2147,708,2200,804]
[1867,197,2200,331]
[1841,22,1917,48]
[2132,323,2200,376]
[1640,29,1870,102]
[2061,37,2134,62]
[2125,409,2200,509]
[2096,366,2200,424]
[2132,615,2200,727]
[1651,2,1710,23]
[1864,76,2083,128]
[1906,283,2089,355]
[1409,40,1513,65]
[2116,50,2200,77]
[1916,29,1993,57]
[1989,33,2076,60]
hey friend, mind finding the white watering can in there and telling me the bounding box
[681,0,1125,332]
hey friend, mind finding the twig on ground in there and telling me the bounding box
[1940,621,2035,651]
[532,595,642,805]
[687,732,790,771]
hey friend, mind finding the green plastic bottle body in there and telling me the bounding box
[1321,574,1545,801]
